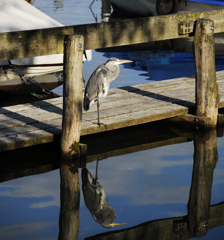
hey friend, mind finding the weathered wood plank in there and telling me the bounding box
[1,9,224,60]
[0,113,62,130]
[99,81,195,104]
[0,127,61,152]
[83,93,195,122]
[0,118,62,137]
[0,106,62,122]
[0,98,63,114]
[81,104,189,135]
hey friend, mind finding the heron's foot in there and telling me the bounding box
[97,122,108,129]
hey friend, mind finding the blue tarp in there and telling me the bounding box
[187,0,224,6]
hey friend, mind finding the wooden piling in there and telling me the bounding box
[59,35,84,240]
[61,35,83,160]
[194,19,219,127]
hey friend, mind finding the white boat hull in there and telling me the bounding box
[0,63,63,94]
[110,0,224,16]
[0,0,91,94]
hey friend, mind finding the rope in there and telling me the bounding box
[8,60,59,98]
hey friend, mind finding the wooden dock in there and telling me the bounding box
[0,70,224,152]
[0,10,222,155]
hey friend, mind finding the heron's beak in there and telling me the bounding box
[110,222,128,227]
[118,60,133,64]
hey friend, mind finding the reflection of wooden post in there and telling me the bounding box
[58,35,84,240]
[188,129,218,237]
[59,165,80,240]
[194,19,219,127]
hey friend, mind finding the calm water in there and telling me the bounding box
[0,0,224,239]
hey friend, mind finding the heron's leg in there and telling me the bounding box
[96,89,101,126]
[97,97,101,126]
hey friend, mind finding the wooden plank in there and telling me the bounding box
[0,107,62,122]
[0,113,62,130]
[81,104,189,135]
[83,94,195,123]
[0,118,62,137]
[99,81,195,105]
[0,127,61,152]
[83,100,171,121]
[0,104,188,150]
[0,97,63,114]
[1,9,224,60]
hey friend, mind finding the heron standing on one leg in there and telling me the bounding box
[84,57,132,126]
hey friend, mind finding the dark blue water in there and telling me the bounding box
[0,1,224,239]
[188,0,224,6]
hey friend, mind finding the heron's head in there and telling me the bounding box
[105,57,132,66]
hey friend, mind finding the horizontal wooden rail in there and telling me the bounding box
[0,9,224,61]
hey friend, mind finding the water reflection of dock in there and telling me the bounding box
[84,129,224,240]
[0,121,187,182]
[84,203,224,240]
[0,122,224,239]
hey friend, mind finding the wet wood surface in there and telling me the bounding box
[0,71,224,152]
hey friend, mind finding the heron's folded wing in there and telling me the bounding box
[85,66,107,101]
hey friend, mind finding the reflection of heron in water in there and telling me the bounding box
[82,160,127,228]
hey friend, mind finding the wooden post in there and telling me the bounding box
[194,19,219,127]
[61,35,83,160]
[58,35,84,240]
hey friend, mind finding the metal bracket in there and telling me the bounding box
[173,220,188,233]
[178,21,194,35]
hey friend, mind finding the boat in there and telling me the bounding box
[110,0,224,17]
[0,0,91,95]
[108,0,224,55]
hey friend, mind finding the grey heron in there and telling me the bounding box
[81,161,127,228]
[84,57,132,126]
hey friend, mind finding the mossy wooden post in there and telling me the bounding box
[61,34,83,159]
[194,19,219,127]
[59,35,83,240]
